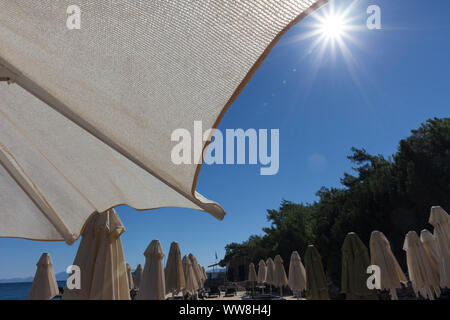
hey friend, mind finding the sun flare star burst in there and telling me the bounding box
[320,15,345,40]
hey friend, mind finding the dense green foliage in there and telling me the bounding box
[220,118,450,285]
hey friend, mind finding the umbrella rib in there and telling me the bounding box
[0,145,74,243]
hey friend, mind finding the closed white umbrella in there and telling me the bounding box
[28,253,59,300]
[257,260,267,285]
[126,263,134,290]
[403,231,441,299]
[134,264,143,289]
[369,231,407,300]
[182,255,198,295]
[188,253,203,289]
[429,206,450,288]
[420,229,439,263]
[165,242,185,295]
[248,263,258,283]
[0,0,327,244]
[288,251,307,296]
[62,209,130,300]
[137,240,165,300]
[273,255,288,296]
[265,258,275,293]
[202,267,208,282]
[248,262,258,296]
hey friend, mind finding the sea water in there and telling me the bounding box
[0,281,66,300]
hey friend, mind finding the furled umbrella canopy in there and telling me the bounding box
[28,253,59,300]
[304,245,329,300]
[188,254,204,289]
[165,242,185,295]
[341,232,378,300]
[138,240,165,300]
[265,258,275,286]
[182,255,198,294]
[62,209,130,300]
[198,265,206,285]
[126,263,135,290]
[257,260,267,284]
[202,267,208,282]
[273,255,288,290]
[429,206,450,288]
[134,264,143,289]
[369,231,407,300]
[248,263,258,283]
[0,0,328,244]
[420,229,439,263]
[403,231,441,300]
[288,251,307,294]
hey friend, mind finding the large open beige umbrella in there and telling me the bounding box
[304,245,329,300]
[165,242,185,296]
[182,255,198,295]
[341,232,378,300]
[288,251,307,296]
[134,264,143,289]
[126,263,135,290]
[257,260,267,285]
[63,209,130,300]
[369,231,407,300]
[137,240,165,300]
[404,231,441,299]
[429,206,450,288]
[265,258,275,292]
[273,255,288,296]
[0,1,328,244]
[28,253,59,300]
[188,253,204,289]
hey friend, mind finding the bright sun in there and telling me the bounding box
[320,15,345,40]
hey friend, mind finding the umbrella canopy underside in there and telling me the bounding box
[0,0,328,243]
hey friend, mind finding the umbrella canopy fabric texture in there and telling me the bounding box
[0,0,328,243]
[126,263,135,290]
[28,253,59,300]
[369,231,407,300]
[182,255,198,294]
[341,233,378,300]
[429,206,450,288]
[288,251,307,293]
[257,260,267,284]
[134,264,143,289]
[304,245,329,300]
[404,231,441,299]
[188,254,204,289]
[265,258,275,286]
[62,209,130,300]
[273,255,288,289]
[248,263,258,283]
[137,240,166,300]
[165,242,185,294]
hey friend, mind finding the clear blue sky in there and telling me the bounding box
[1,0,449,279]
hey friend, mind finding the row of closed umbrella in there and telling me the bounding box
[247,206,449,300]
[127,241,208,299]
[28,209,207,300]
[248,247,329,300]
